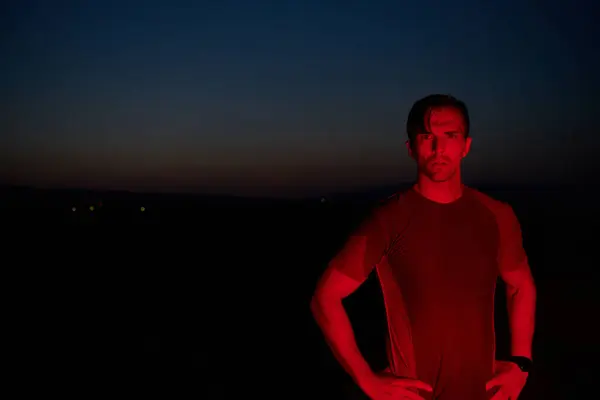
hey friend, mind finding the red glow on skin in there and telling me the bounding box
[311,105,536,400]
[407,106,472,204]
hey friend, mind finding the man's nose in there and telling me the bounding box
[432,137,446,153]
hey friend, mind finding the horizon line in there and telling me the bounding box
[0,181,587,201]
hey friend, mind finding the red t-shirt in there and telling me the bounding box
[334,186,528,400]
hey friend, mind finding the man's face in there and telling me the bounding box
[407,106,472,182]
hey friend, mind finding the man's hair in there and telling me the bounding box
[406,94,470,144]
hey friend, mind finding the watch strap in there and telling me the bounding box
[507,356,533,372]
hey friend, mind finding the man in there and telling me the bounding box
[310,94,536,400]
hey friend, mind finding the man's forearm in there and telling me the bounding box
[507,282,536,359]
[310,297,374,386]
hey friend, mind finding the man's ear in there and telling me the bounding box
[406,139,415,159]
[462,137,472,158]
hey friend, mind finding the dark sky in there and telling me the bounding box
[1,0,598,196]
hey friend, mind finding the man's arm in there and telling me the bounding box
[310,261,376,387]
[311,209,390,388]
[497,203,537,360]
[501,263,536,359]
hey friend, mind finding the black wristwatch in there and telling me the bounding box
[507,356,533,372]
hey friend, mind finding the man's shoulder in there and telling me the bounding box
[369,188,415,221]
[376,188,413,208]
[466,186,513,216]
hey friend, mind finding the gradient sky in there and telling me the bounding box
[1,0,598,196]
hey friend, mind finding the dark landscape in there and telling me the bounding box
[4,183,597,398]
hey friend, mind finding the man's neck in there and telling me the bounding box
[414,175,464,204]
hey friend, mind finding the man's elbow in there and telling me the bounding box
[503,264,536,297]
[310,288,341,319]
[520,272,536,295]
[310,294,328,326]
[527,280,537,301]
[510,276,537,300]
[310,289,327,314]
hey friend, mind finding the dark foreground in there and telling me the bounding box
[4,185,597,398]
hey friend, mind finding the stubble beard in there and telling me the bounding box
[420,162,457,183]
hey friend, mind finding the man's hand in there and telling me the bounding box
[486,360,528,400]
[361,372,433,400]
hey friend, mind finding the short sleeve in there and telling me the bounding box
[331,206,391,282]
[497,203,528,272]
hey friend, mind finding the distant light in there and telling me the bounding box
[72,207,76,212]
[140,207,145,212]
[89,206,95,211]
[320,197,327,203]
